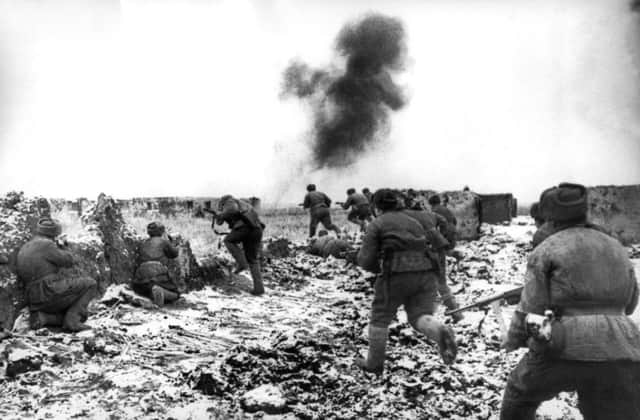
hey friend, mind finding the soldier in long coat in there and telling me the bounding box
[501,183,640,419]
[17,219,96,331]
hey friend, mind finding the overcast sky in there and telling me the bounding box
[0,0,638,204]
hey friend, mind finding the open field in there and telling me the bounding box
[55,207,350,259]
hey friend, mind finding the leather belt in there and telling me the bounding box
[562,307,625,316]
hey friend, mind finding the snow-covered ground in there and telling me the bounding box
[1,216,638,419]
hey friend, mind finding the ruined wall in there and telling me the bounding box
[588,185,640,245]
[0,192,208,329]
[478,194,515,224]
[410,190,481,240]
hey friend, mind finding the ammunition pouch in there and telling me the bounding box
[385,250,432,274]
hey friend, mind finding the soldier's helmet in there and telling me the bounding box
[36,218,62,238]
[307,184,316,192]
[147,222,166,237]
[362,187,370,194]
[428,195,441,206]
[347,188,356,195]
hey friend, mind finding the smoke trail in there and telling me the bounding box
[281,13,408,169]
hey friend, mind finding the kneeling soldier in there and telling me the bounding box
[355,189,457,375]
[17,218,97,331]
[133,222,180,306]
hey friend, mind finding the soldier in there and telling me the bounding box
[427,194,462,320]
[302,184,341,238]
[16,218,96,331]
[307,230,354,259]
[403,202,463,322]
[339,188,372,232]
[132,222,180,306]
[500,183,640,419]
[355,189,457,375]
[362,187,377,217]
[216,194,265,296]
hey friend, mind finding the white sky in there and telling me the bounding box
[0,0,638,204]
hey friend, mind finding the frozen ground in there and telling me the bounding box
[0,216,638,419]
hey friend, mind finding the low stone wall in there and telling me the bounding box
[588,185,640,245]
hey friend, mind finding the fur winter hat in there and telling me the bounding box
[147,222,165,237]
[36,218,61,238]
[539,183,588,222]
[374,189,399,211]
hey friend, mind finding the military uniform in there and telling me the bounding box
[501,184,640,420]
[17,219,96,331]
[303,190,340,237]
[133,223,180,306]
[342,192,372,231]
[308,236,353,259]
[356,191,456,374]
[217,196,265,295]
[404,208,462,319]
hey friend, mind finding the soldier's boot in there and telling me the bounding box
[414,315,457,365]
[29,311,64,329]
[354,325,388,376]
[62,280,97,332]
[443,297,464,323]
[151,286,179,306]
[248,263,265,296]
[224,241,249,273]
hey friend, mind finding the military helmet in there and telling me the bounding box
[539,183,588,222]
[362,187,370,194]
[307,184,316,192]
[36,218,61,238]
[428,195,441,205]
[147,221,165,237]
[347,188,356,195]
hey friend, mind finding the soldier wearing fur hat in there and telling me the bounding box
[355,189,457,375]
[302,184,341,238]
[132,222,180,306]
[16,218,97,331]
[500,183,640,420]
[216,194,265,295]
[340,188,372,232]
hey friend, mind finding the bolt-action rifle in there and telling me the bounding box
[445,285,523,317]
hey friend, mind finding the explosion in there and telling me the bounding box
[281,13,408,169]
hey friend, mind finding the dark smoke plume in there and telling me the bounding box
[281,13,408,169]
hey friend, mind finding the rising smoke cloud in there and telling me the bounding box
[281,13,408,169]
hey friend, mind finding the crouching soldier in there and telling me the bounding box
[133,222,180,306]
[307,230,353,259]
[339,188,373,232]
[355,189,457,375]
[500,183,640,420]
[216,195,265,296]
[17,218,96,332]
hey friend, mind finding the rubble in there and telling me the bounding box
[0,202,636,418]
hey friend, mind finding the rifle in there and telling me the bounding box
[445,285,523,316]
